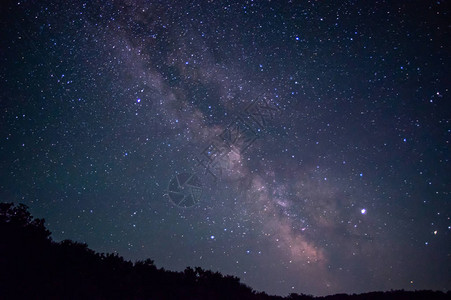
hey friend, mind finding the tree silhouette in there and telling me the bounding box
[0,203,449,300]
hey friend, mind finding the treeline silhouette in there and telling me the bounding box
[0,203,449,300]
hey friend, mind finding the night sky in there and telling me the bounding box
[1,0,450,297]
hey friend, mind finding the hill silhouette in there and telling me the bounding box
[0,202,449,300]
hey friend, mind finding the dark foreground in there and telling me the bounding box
[1,203,449,300]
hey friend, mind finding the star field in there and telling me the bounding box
[0,0,450,296]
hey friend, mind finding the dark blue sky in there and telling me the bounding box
[0,0,449,296]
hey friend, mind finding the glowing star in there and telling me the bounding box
[361,208,367,215]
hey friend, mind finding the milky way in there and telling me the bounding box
[0,0,450,296]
